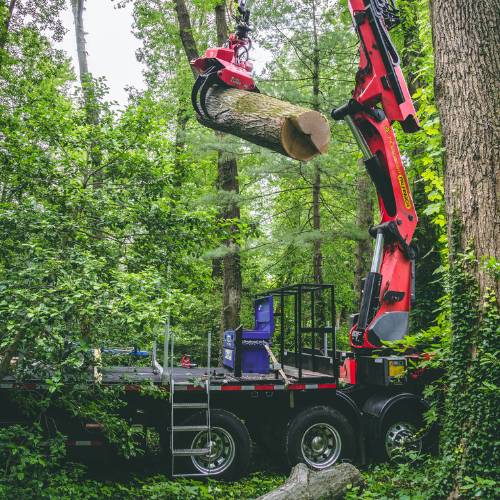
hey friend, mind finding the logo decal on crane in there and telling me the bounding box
[398,175,413,210]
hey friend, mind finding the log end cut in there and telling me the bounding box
[196,86,331,162]
[283,111,330,161]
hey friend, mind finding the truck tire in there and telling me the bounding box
[379,410,425,462]
[285,405,356,470]
[176,409,251,481]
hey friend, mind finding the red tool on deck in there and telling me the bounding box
[190,0,258,118]
[333,0,419,350]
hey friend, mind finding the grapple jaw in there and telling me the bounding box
[190,1,257,119]
[190,53,257,119]
[190,63,222,119]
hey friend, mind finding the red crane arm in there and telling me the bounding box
[333,0,419,350]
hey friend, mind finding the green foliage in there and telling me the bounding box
[435,232,500,497]
[0,425,66,485]
[347,458,500,500]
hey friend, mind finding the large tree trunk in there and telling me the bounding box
[173,0,244,354]
[430,0,499,495]
[257,463,363,500]
[431,0,499,302]
[199,87,330,161]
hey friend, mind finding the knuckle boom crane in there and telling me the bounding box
[332,0,419,352]
[191,0,420,354]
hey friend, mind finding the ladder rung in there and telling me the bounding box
[172,425,208,432]
[172,448,210,456]
[172,402,208,409]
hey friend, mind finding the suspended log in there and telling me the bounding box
[198,86,330,161]
[257,463,364,500]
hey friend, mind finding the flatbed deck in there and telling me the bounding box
[0,364,337,393]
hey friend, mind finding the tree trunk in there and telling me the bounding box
[355,160,374,299]
[199,86,330,161]
[71,0,101,186]
[0,0,16,52]
[214,3,241,339]
[430,0,499,495]
[173,0,198,77]
[257,463,364,500]
[431,0,499,302]
[310,0,326,341]
[71,0,89,79]
[219,151,242,333]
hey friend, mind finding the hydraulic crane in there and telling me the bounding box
[191,0,419,355]
[332,0,419,351]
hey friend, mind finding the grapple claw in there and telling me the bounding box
[198,72,221,119]
[191,75,206,117]
[190,2,256,117]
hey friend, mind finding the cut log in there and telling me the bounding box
[198,86,331,161]
[257,463,364,500]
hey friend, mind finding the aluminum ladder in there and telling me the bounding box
[165,325,214,478]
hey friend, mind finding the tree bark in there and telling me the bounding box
[71,0,101,187]
[431,0,500,303]
[71,0,89,79]
[173,0,198,77]
[430,1,500,495]
[355,160,374,299]
[199,86,330,161]
[257,463,364,500]
[0,0,16,51]
[214,3,241,339]
[310,0,326,340]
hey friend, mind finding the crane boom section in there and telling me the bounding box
[333,0,419,349]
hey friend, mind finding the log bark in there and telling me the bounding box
[198,87,330,161]
[258,463,363,500]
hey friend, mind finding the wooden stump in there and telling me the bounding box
[198,86,331,161]
[257,463,364,500]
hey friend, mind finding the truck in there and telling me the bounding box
[0,0,438,481]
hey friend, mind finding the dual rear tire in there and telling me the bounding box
[285,406,357,469]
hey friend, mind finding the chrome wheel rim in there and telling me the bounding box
[191,427,236,474]
[301,423,342,469]
[385,421,422,458]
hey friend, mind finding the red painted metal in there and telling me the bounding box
[317,383,338,390]
[288,384,306,391]
[347,0,419,349]
[191,42,256,92]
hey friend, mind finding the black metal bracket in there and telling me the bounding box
[369,221,418,261]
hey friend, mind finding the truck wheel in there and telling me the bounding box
[285,406,356,470]
[178,409,251,481]
[380,411,424,461]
